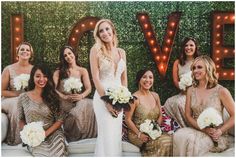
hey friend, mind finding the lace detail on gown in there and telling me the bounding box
[93,50,126,156]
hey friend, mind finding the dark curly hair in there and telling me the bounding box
[56,45,80,88]
[28,64,60,114]
[179,37,199,66]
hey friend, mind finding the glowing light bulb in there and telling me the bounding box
[217,16,221,20]
[72,37,76,41]
[156,56,160,60]
[216,50,220,54]
[224,49,228,53]
[81,24,85,27]
[216,25,220,28]
[90,22,94,25]
[15,17,20,22]
[144,24,148,29]
[15,27,20,32]
[141,15,145,20]
[153,48,157,52]
[75,29,79,33]
[150,40,154,45]
[147,31,152,37]
[169,31,173,35]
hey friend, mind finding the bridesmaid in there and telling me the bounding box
[163,37,199,127]
[125,69,172,156]
[53,45,97,142]
[1,42,34,145]
[173,55,234,156]
[18,64,68,156]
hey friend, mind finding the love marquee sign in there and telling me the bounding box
[10,11,234,80]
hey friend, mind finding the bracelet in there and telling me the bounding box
[137,131,141,138]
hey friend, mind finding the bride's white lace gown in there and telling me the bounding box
[93,50,125,156]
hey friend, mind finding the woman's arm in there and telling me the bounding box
[44,121,63,137]
[1,66,20,97]
[172,59,180,89]
[89,46,105,97]
[52,70,69,100]
[125,97,149,142]
[120,49,128,87]
[212,87,235,140]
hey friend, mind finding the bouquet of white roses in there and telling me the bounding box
[140,119,162,140]
[101,85,135,112]
[179,71,192,91]
[20,121,46,147]
[197,107,223,147]
[63,77,83,94]
[13,74,30,91]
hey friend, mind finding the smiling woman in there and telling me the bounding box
[18,64,68,156]
[90,19,128,156]
[1,42,34,145]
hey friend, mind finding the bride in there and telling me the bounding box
[90,19,128,156]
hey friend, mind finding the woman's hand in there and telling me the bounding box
[139,133,149,143]
[70,93,83,102]
[202,127,216,137]
[105,103,119,117]
[211,128,223,142]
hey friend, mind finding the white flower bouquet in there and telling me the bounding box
[20,121,46,147]
[63,77,83,94]
[140,119,162,140]
[197,107,223,146]
[13,74,30,91]
[101,85,135,112]
[179,71,192,91]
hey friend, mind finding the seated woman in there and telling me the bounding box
[18,64,68,156]
[173,55,235,156]
[1,42,34,145]
[125,69,172,156]
[163,37,199,128]
[53,45,97,142]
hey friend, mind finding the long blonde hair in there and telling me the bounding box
[191,55,218,89]
[93,19,118,59]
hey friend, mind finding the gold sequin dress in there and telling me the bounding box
[128,103,173,156]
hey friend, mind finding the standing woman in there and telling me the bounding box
[125,69,172,156]
[18,64,68,156]
[90,19,128,156]
[163,37,199,127]
[173,55,234,156]
[1,42,34,145]
[53,45,97,142]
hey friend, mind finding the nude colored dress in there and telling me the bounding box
[58,78,97,142]
[1,65,27,145]
[163,60,193,127]
[173,85,230,156]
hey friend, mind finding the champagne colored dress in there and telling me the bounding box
[1,65,26,145]
[128,98,173,156]
[58,78,97,142]
[163,60,193,127]
[17,93,68,156]
[173,84,230,156]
